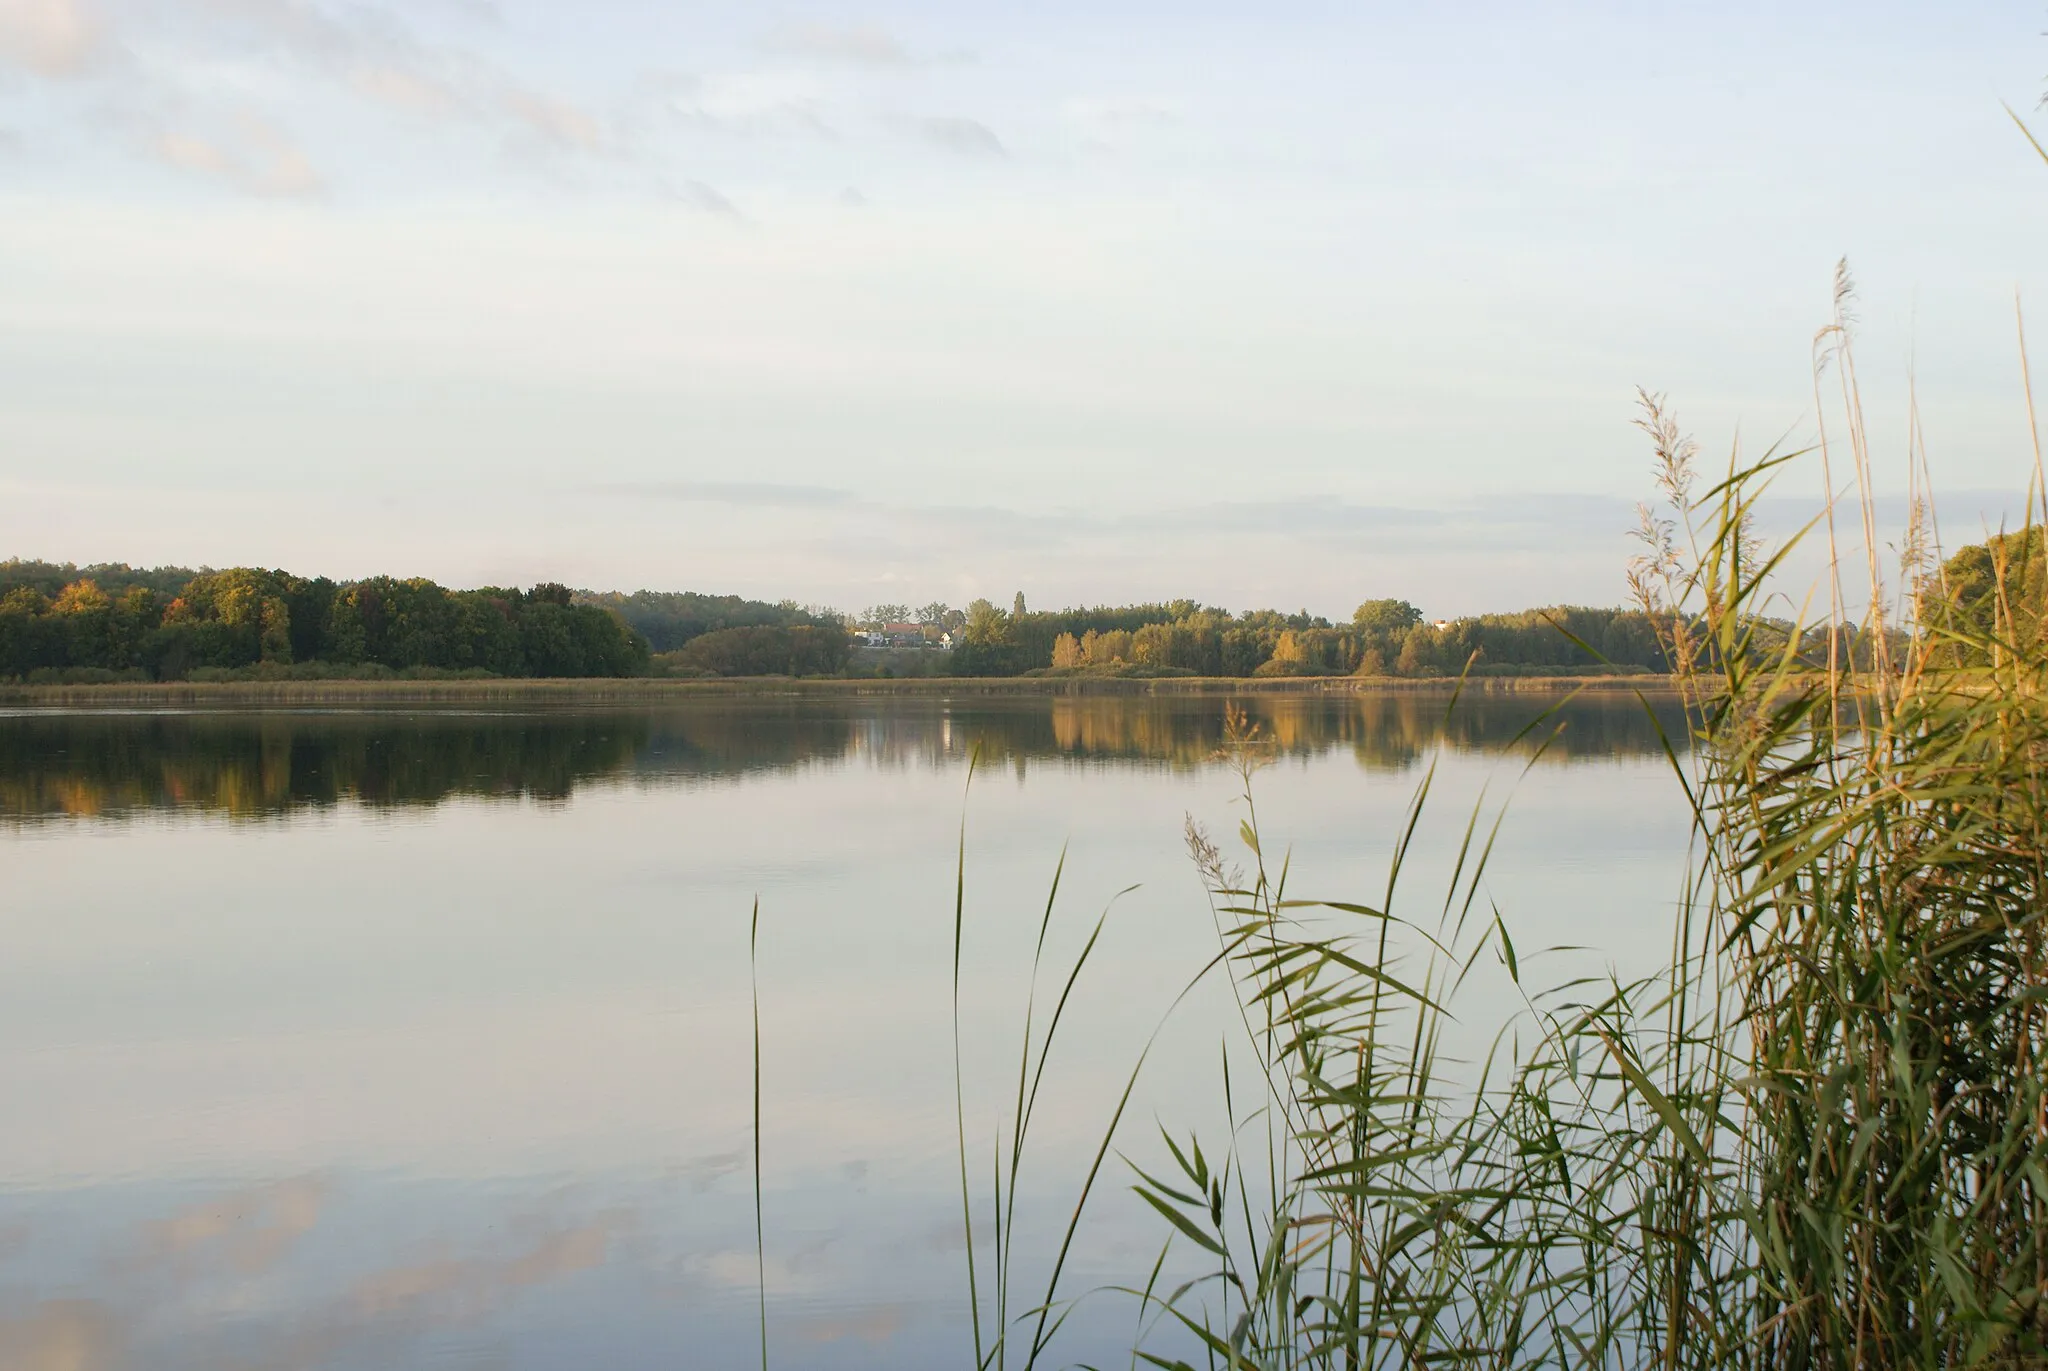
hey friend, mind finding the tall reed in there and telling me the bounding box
[1072,304,2048,1368]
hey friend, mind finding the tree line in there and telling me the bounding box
[17,544,2001,683]
[578,589,842,652]
[939,593,1673,678]
[0,561,1681,682]
[0,562,647,680]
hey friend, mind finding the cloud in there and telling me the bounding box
[149,115,321,196]
[837,184,865,207]
[607,480,853,508]
[148,0,607,161]
[905,115,1004,158]
[659,69,829,137]
[1138,499,1450,536]
[575,485,1667,576]
[189,0,369,67]
[672,179,739,216]
[414,0,501,21]
[1062,95,1182,128]
[0,0,105,77]
[761,23,916,67]
[347,62,460,116]
[498,85,602,150]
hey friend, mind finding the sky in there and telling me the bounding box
[1,0,2045,618]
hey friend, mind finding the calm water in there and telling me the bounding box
[0,692,1693,1369]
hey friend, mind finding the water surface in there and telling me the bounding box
[0,691,1693,1369]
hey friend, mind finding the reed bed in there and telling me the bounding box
[941,275,2048,1369]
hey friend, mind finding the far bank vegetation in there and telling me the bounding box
[0,560,1967,685]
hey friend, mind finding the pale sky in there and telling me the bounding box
[2,0,2045,617]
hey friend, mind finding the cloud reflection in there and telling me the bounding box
[0,1300,123,1371]
[797,1302,911,1344]
[128,1174,328,1279]
[0,1180,638,1371]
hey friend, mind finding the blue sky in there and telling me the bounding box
[1,0,2045,616]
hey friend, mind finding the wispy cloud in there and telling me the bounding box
[1061,95,1181,128]
[904,114,1004,158]
[149,115,322,196]
[659,69,829,137]
[760,23,959,68]
[1137,499,1451,536]
[497,85,602,149]
[195,0,608,152]
[6,0,612,184]
[606,480,853,508]
[0,0,107,77]
[346,61,460,116]
[672,178,739,216]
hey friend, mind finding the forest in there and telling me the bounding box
[0,561,648,680]
[1,550,1977,682]
[937,594,1671,678]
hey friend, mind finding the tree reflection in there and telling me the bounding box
[0,692,1688,822]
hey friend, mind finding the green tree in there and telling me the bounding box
[51,579,115,669]
[1396,624,1433,676]
[1934,528,2047,664]
[577,589,836,653]
[963,599,1010,645]
[1132,623,1172,665]
[259,597,292,664]
[1353,598,1423,635]
[667,623,850,677]
[0,587,57,676]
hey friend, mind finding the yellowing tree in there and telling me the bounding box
[1091,629,1133,664]
[260,597,293,664]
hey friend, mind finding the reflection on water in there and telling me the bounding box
[0,690,1695,1369]
[0,691,1688,822]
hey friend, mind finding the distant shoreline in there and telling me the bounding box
[0,674,1679,708]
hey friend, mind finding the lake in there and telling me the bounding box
[0,690,1694,1370]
